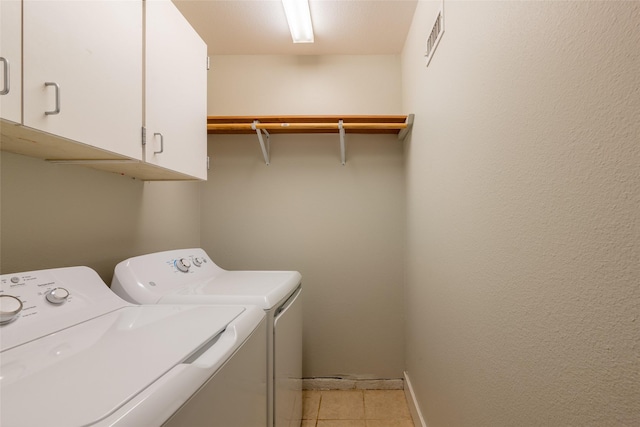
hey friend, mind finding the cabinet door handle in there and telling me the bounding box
[0,57,9,95]
[45,82,61,115]
[153,132,164,154]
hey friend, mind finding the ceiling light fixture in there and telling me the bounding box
[281,0,314,43]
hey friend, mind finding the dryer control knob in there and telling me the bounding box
[193,257,203,267]
[175,258,191,273]
[0,295,23,324]
[46,287,70,305]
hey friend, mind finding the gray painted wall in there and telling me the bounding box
[202,55,407,379]
[0,151,201,283]
[401,1,640,425]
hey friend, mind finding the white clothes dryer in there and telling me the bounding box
[111,248,302,427]
[0,266,267,427]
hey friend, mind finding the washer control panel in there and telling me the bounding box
[1,267,126,351]
[0,271,78,325]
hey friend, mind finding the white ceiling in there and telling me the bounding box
[173,0,418,55]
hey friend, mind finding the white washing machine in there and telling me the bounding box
[0,266,267,427]
[110,248,303,427]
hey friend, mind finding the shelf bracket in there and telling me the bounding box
[398,113,415,141]
[339,119,346,165]
[252,120,270,165]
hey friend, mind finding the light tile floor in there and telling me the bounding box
[302,390,415,427]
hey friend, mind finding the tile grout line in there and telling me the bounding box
[305,390,415,426]
[315,393,322,426]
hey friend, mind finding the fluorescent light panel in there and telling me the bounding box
[281,0,314,43]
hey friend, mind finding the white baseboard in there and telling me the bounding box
[303,377,404,390]
[404,371,427,427]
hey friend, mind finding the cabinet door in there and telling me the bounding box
[146,0,207,180]
[0,0,21,124]
[22,0,142,159]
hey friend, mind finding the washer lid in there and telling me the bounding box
[0,304,245,427]
[161,270,302,309]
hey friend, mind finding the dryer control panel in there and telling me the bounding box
[0,267,126,351]
[158,250,224,285]
[173,254,209,273]
[111,248,228,304]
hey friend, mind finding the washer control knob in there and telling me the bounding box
[45,288,70,305]
[193,257,203,267]
[0,295,23,324]
[175,258,191,273]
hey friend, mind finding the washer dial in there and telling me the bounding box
[0,295,23,324]
[46,288,70,305]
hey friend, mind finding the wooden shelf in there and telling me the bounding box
[206,114,414,165]
[207,115,411,135]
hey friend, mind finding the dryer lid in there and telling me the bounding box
[161,270,302,309]
[0,304,245,427]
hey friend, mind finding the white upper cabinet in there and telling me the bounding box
[1,0,206,180]
[22,0,143,160]
[0,0,22,124]
[145,0,207,180]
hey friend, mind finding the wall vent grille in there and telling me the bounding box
[425,9,444,66]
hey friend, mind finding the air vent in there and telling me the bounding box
[425,8,444,66]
